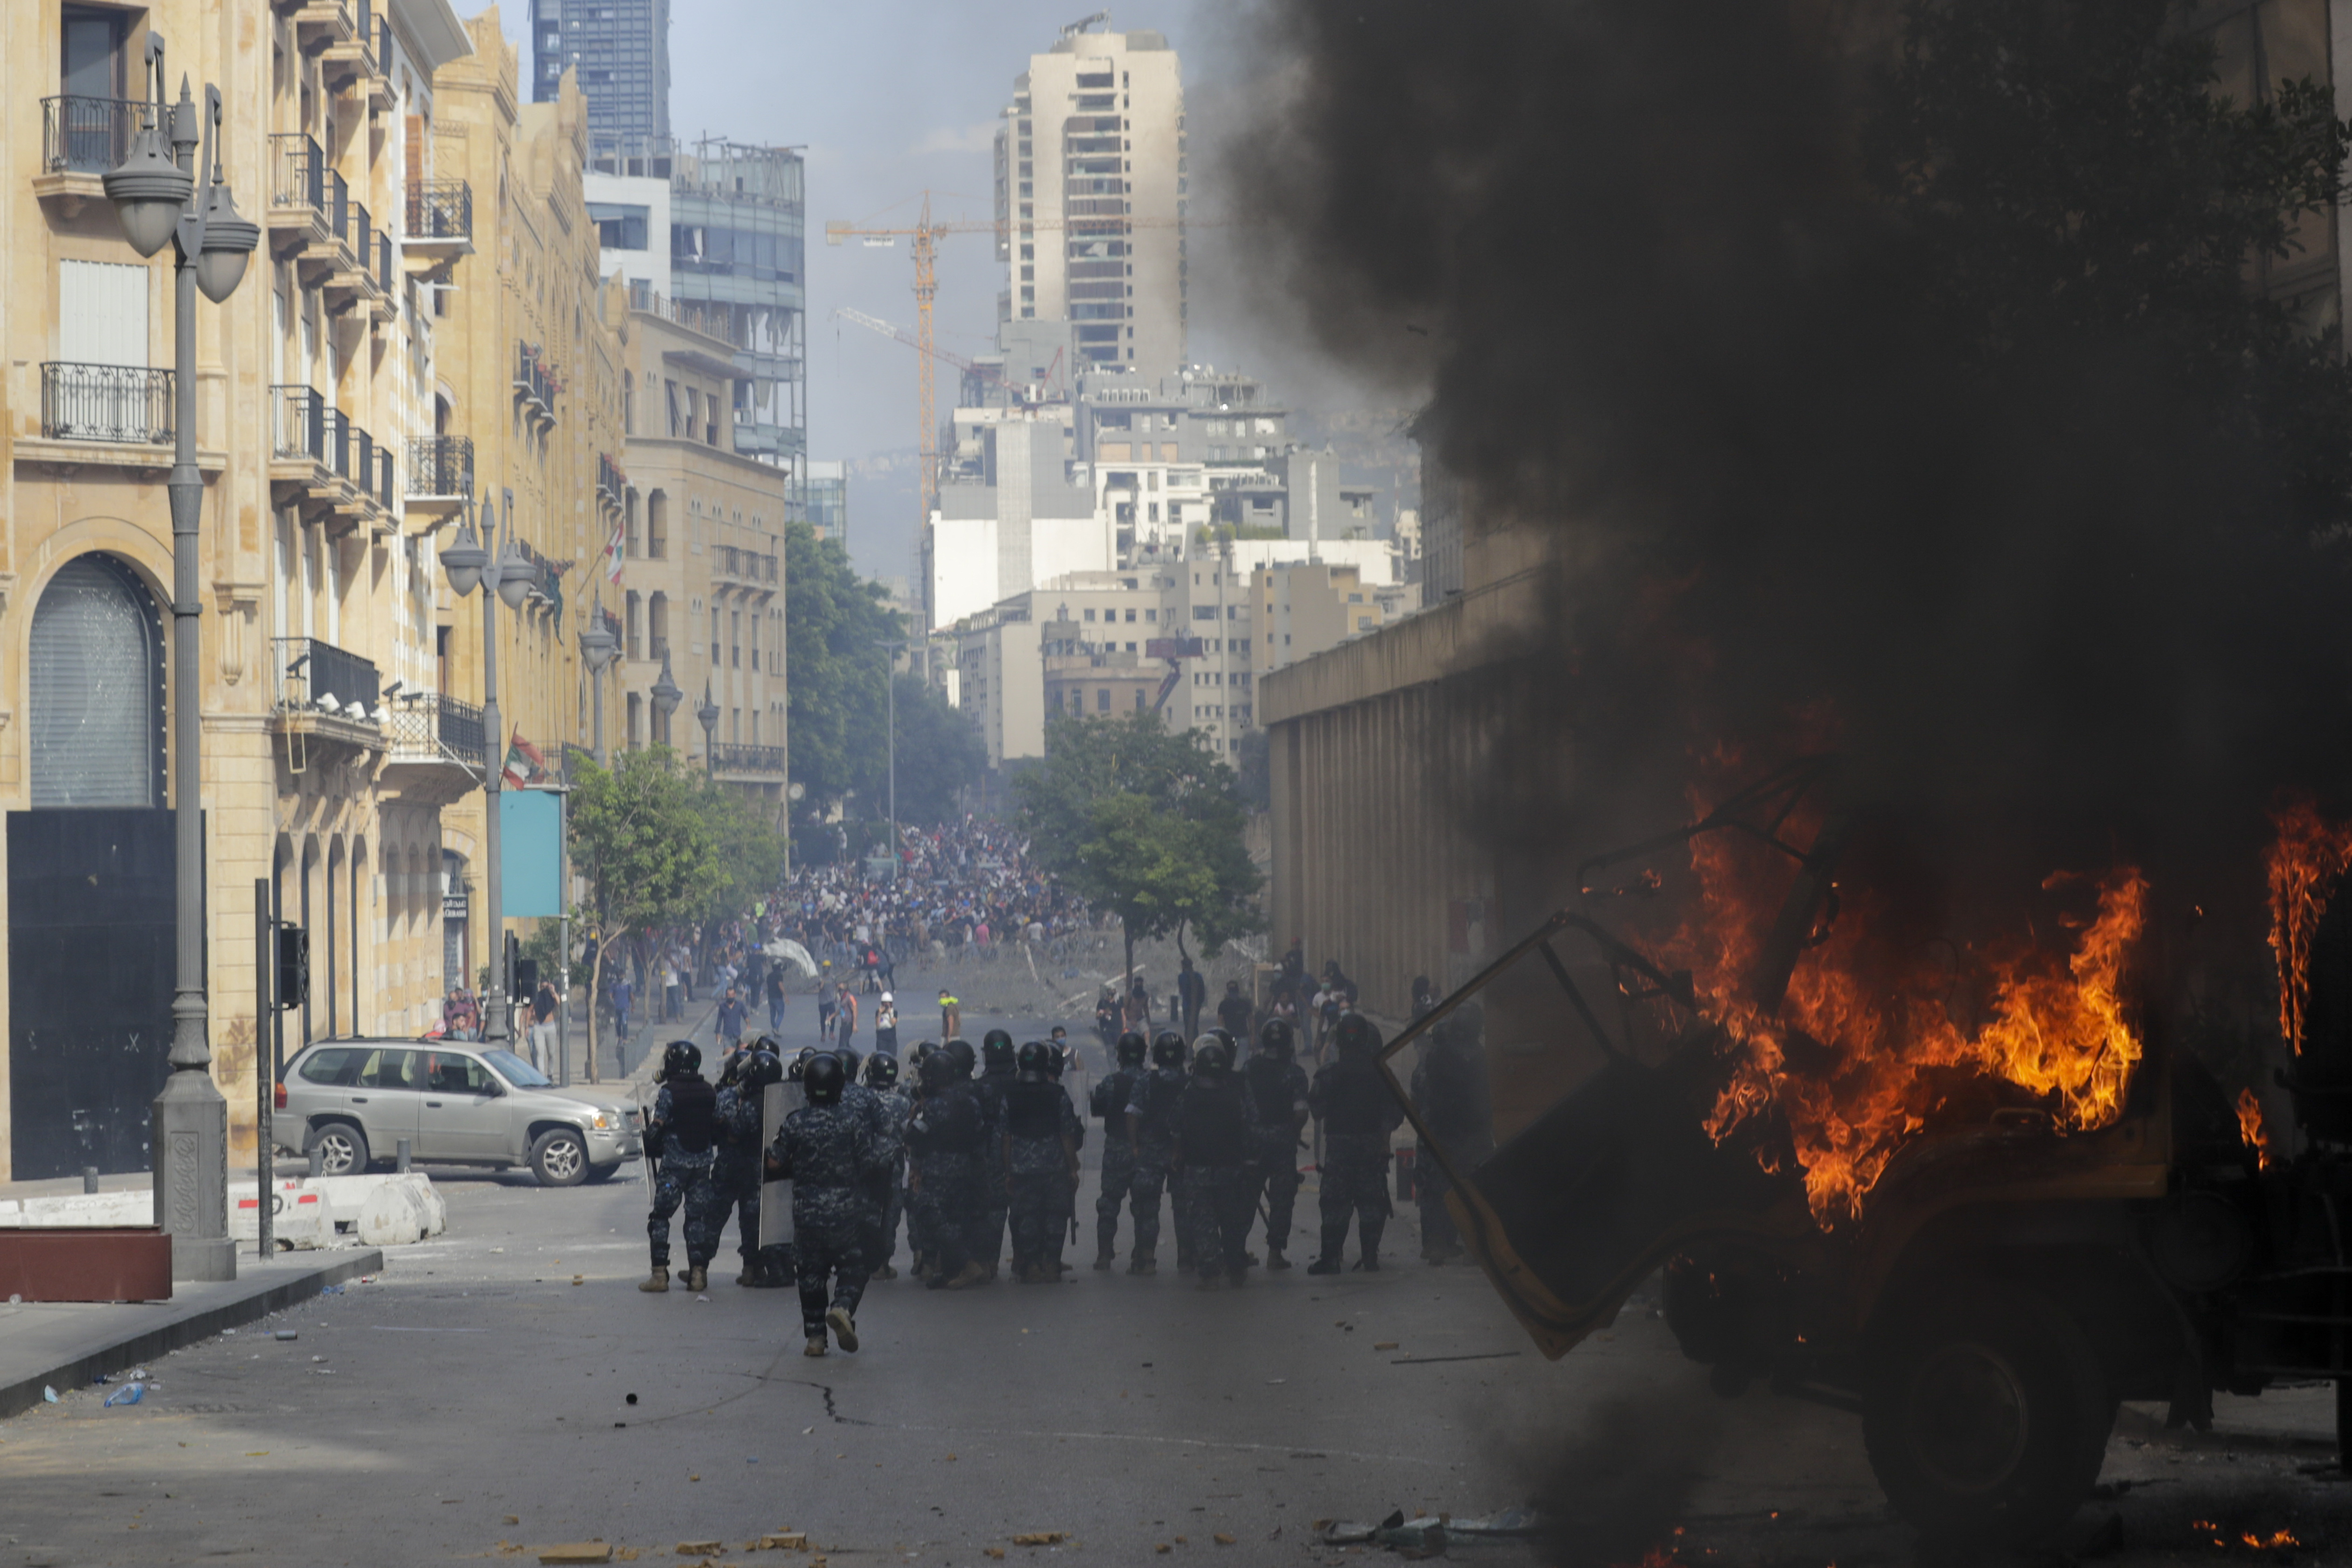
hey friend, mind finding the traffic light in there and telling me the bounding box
[276,925,309,1011]
[515,957,540,999]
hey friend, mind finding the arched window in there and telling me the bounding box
[29,554,163,807]
[647,591,668,660]
[646,489,668,559]
[624,589,642,660]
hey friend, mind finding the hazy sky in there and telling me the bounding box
[485,0,1349,583]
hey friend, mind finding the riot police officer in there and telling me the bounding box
[1092,1032,1149,1269]
[714,1048,783,1286]
[1003,1041,1082,1282]
[1243,1019,1312,1269]
[640,1041,721,1293]
[1412,1002,1493,1263]
[863,1053,912,1280]
[971,1031,1018,1278]
[766,1052,875,1357]
[1121,1030,1189,1275]
[1308,1013,1404,1274]
[1173,1036,1259,1289]
[906,1040,989,1289]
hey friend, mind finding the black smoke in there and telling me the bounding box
[1223,0,2352,950]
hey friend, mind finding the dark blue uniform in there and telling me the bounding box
[1243,1055,1311,1263]
[646,1077,720,1273]
[1090,1065,1144,1265]
[1123,1066,1186,1270]
[768,1101,875,1338]
[713,1083,764,1276]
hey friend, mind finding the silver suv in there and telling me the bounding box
[276,1039,641,1186]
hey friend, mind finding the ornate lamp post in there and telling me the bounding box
[696,681,720,777]
[440,491,540,1042]
[651,649,684,745]
[106,35,257,1282]
[580,610,617,768]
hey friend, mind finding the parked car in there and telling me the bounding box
[276,1039,641,1186]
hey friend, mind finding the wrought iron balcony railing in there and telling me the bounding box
[385,692,485,769]
[272,384,324,462]
[41,363,172,445]
[42,95,144,175]
[270,133,326,214]
[407,178,472,241]
[712,744,786,775]
[275,637,381,718]
[409,435,473,498]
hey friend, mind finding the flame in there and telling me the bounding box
[1666,774,2150,1225]
[2242,1530,2299,1550]
[2268,800,2352,1056]
[2236,1089,2274,1169]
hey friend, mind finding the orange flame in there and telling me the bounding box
[2236,1089,2274,1170]
[2268,800,2352,1056]
[2242,1529,2299,1550]
[1666,776,2150,1225]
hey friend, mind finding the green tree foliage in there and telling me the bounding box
[783,518,897,812]
[882,671,988,825]
[1011,711,1262,980]
[566,746,733,1079]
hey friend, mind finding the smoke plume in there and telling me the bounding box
[1224,0,2352,945]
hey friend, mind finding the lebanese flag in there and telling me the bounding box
[603,518,624,585]
[504,729,548,789]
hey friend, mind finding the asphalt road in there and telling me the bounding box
[4,1000,2351,1565]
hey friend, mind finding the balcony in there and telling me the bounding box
[406,435,472,526]
[41,363,171,447]
[270,635,384,765]
[712,744,786,778]
[597,454,626,518]
[36,96,144,210]
[381,692,486,806]
[269,385,378,532]
[514,343,556,426]
[288,0,356,55]
[711,545,780,593]
[404,179,474,270]
[322,0,383,95]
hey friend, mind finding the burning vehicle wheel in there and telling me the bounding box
[1862,1281,2111,1548]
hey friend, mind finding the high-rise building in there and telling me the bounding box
[994,19,1186,379]
[530,0,670,149]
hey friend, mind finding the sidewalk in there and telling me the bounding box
[0,1246,382,1420]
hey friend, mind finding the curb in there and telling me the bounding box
[2114,1402,2338,1457]
[0,1247,384,1420]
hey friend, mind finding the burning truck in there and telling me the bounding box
[1382,757,2352,1549]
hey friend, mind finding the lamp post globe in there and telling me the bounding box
[696,684,719,774]
[495,541,539,610]
[651,650,684,719]
[581,619,617,672]
[103,127,192,258]
[194,180,259,303]
[441,522,487,597]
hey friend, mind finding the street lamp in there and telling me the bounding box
[440,490,541,1042]
[105,34,259,1283]
[651,648,683,746]
[875,639,906,876]
[696,681,720,777]
[581,609,617,769]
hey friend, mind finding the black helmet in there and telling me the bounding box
[717,1051,744,1087]
[863,1054,901,1090]
[1150,1030,1186,1069]
[1211,1027,1236,1055]
[917,1048,955,1087]
[1192,1037,1234,1076]
[795,1045,818,1065]
[1116,1031,1148,1066]
[739,1050,784,1093]
[1016,1040,1052,1080]
[943,1039,977,1078]
[660,1040,702,1081]
[754,1033,785,1054]
[1046,1044,1070,1081]
[982,1032,1016,1072]
[1334,1012,1381,1058]
[837,1046,863,1083]
[1257,1018,1296,1059]
[804,1052,847,1106]
[983,1027,1014,1053]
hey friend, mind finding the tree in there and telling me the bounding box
[1012,712,1263,982]
[783,518,898,815]
[882,671,987,825]
[566,746,731,1080]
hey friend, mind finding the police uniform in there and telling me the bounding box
[1243,1052,1312,1266]
[1309,1035,1405,1272]
[1411,1013,1493,1261]
[1003,1075,1077,1280]
[971,1064,1016,1274]
[768,1098,875,1348]
[867,1080,913,1278]
[712,1081,766,1281]
[1123,1064,1186,1273]
[841,1076,893,1275]
[905,1078,987,1285]
[1176,1068,1260,1284]
[646,1075,721,1278]
[1090,1060,1145,1267]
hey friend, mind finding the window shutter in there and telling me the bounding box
[29,556,160,808]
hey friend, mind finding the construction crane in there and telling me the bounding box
[825,191,1200,526]
[830,307,998,382]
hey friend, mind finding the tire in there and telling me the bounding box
[1862,1280,2112,1549]
[531,1128,591,1187]
[311,1121,370,1177]
[584,1161,624,1185]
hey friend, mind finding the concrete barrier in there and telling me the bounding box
[355,1174,443,1246]
[3,1173,444,1249]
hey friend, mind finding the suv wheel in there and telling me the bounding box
[1863,1280,2112,1549]
[311,1121,370,1176]
[531,1128,590,1187]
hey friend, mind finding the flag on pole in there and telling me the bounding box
[504,729,548,790]
[604,517,625,585]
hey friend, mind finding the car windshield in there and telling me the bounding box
[484,1049,553,1088]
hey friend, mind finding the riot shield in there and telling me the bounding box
[757,1078,802,1248]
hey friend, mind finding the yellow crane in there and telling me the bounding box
[825,192,1196,525]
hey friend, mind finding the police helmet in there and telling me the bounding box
[943,1039,977,1078]
[1046,1044,1070,1081]
[804,1052,847,1106]
[739,1050,784,1093]
[1333,1012,1381,1058]
[754,1033,785,1055]
[1192,1037,1234,1076]
[1015,1040,1052,1080]
[1150,1030,1186,1069]
[1257,1017,1296,1059]
[916,1048,955,1087]
[863,1054,901,1090]
[659,1040,702,1081]
[983,1027,1014,1053]
[837,1046,863,1083]
[1211,1027,1237,1055]
[981,1032,1016,1072]
[1116,1031,1149,1066]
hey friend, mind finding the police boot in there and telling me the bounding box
[638,1266,670,1293]
[1306,1221,1348,1275]
[1358,1218,1386,1272]
[736,1261,759,1287]
[1127,1253,1157,1276]
[826,1308,860,1353]
[1093,1248,1115,1271]
[686,1264,709,1293]
[1267,1247,1292,1272]
[803,1335,828,1358]
[946,1261,990,1290]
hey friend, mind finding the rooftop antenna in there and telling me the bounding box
[1060,10,1111,37]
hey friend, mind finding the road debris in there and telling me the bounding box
[538,1546,614,1565]
[1012,1532,1065,1545]
[758,1533,806,1550]
[677,1541,721,1556]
